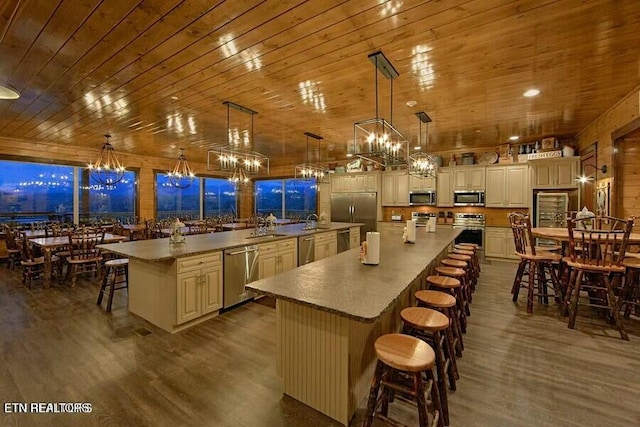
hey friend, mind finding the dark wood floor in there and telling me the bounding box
[1,260,639,427]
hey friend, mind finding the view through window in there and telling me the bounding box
[255,178,317,219]
[155,175,237,219]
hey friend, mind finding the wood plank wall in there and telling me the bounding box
[618,137,640,219]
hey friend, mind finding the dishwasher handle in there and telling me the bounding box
[227,247,259,256]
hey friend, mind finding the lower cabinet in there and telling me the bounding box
[349,226,360,249]
[484,227,518,260]
[258,239,297,279]
[315,231,337,261]
[377,221,406,236]
[176,252,223,325]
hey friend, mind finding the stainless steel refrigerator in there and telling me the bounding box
[330,192,377,242]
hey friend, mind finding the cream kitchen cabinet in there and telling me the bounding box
[485,164,529,208]
[318,181,331,223]
[530,157,579,189]
[176,252,224,325]
[331,171,380,193]
[409,174,436,191]
[314,231,337,261]
[381,171,409,206]
[453,166,486,190]
[258,239,297,280]
[349,226,361,249]
[484,227,518,260]
[436,168,454,207]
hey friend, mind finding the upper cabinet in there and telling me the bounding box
[331,171,380,193]
[381,171,409,206]
[485,164,529,208]
[409,175,436,192]
[453,166,486,190]
[436,167,454,207]
[530,157,579,189]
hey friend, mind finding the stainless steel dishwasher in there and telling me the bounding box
[223,245,259,308]
[336,229,350,253]
[298,234,315,266]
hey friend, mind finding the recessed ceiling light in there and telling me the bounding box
[171,96,179,100]
[523,88,540,97]
[414,146,421,150]
[509,135,519,141]
[170,144,177,149]
[346,153,353,158]
[0,84,20,100]
[406,100,417,108]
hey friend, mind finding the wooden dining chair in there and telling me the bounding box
[509,212,562,313]
[563,215,634,340]
[3,226,22,270]
[67,228,104,287]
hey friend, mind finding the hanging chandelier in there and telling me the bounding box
[353,51,408,168]
[167,148,195,189]
[207,101,269,186]
[295,132,327,180]
[409,111,438,178]
[87,134,126,185]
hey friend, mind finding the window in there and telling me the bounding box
[155,174,201,219]
[255,178,316,219]
[204,178,237,217]
[79,169,137,222]
[0,160,74,224]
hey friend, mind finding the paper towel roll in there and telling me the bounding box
[406,219,416,243]
[364,232,380,265]
[426,217,436,232]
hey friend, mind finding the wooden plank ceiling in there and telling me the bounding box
[0,0,639,169]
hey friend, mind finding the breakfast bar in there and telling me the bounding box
[247,228,461,425]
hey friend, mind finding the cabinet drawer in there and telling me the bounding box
[315,231,337,243]
[257,242,277,254]
[276,239,296,251]
[177,252,222,273]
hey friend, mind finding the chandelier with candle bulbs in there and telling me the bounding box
[295,132,327,180]
[167,148,196,189]
[87,134,126,186]
[353,51,408,168]
[409,111,438,178]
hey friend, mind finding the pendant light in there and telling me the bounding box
[167,148,195,189]
[353,51,408,168]
[409,111,438,178]
[295,132,327,180]
[87,134,126,185]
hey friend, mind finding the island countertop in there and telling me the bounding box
[246,228,461,322]
[97,222,360,261]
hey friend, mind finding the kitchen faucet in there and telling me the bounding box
[305,213,318,230]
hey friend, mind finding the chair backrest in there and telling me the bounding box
[68,229,105,260]
[4,226,19,251]
[509,212,535,256]
[19,233,37,262]
[567,216,634,267]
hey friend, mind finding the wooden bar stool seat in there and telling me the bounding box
[621,257,640,318]
[363,333,443,427]
[438,262,474,306]
[97,258,129,312]
[454,244,481,274]
[427,274,467,333]
[416,290,464,356]
[401,307,457,426]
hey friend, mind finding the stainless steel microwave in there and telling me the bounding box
[453,190,485,206]
[409,191,437,206]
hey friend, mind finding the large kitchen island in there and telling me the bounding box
[247,228,461,426]
[98,222,360,333]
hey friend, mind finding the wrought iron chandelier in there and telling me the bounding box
[207,101,269,186]
[167,148,195,189]
[87,134,126,185]
[295,132,327,180]
[353,51,408,168]
[409,111,438,178]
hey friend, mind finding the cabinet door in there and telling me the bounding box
[437,170,453,207]
[381,173,396,206]
[314,237,327,261]
[177,270,201,324]
[259,252,278,279]
[468,168,486,189]
[531,163,553,188]
[484,228,508,258]
[364,173,378,192]
[453,169,468,190]
[485,167,506,207]
[278,249,296,274]
[349,226,360,249]
[396,173,409,205]
[505,165,529,207]
[555,160,577,187]
[201,264,223,314]
[327,239,337,257]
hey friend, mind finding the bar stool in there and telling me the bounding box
[455,243,481,273]
[447,252,477,292]
[439,259,473,305]
[401,307,456,426]
[97,258,129,312]
[363,333,443,427]
[454,245,481,277]
[416,289,464,356]
[622,257,640,318]
[427,275,467,333]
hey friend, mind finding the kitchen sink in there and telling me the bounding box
[245,233,287,240]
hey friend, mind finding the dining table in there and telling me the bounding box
[221,222,249,231]
[30,233,127,288]
[122,224,147,240]
[531,227,640,245]
[158,227,191,237]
